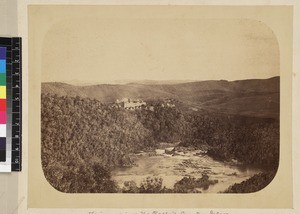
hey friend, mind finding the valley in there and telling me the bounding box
[41,77,279,193]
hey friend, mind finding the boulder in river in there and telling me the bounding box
[165,147,175,154]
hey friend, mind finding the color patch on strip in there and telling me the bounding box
[0,138,5,150]
[0,47,5,59]
[0,73,5,85]
[0,112,5,124]
[0,60,5,73]
[0,124,6,137]
[0,100,5,112]
[0,86,6,99]
[0,136,5,162]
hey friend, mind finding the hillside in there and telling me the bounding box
[41,94,279,193]
[42,76,279,119]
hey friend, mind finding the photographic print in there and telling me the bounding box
[40,15,280,194]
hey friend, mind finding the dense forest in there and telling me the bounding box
[41,93,279,193]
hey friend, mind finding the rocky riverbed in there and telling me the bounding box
[112,146,260,193]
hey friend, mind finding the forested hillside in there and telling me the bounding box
[41,93,279,193]
[42,76,279,119]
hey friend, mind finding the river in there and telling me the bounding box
[111,148,260,193]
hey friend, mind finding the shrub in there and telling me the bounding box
[139,176,163,193]
[122,181,139,193]
[173,174,218,193]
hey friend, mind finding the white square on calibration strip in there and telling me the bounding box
[0,124,6,137]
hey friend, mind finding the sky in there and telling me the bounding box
[42,18,279,84]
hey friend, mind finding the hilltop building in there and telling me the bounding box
[114,98,146,110]
[111,98,176,110]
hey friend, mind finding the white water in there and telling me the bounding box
[112,149,260,193]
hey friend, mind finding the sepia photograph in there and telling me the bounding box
[1,0,299,213]
[40,15,280,194]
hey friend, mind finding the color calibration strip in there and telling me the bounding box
[0,47,6,163]
[0,46,10,172]
[0,37,22,172]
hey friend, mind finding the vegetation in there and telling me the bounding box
[223,171,277,193]
[173,175,218,193]
[41,94,151,192]
[139,177,164,193]
[41,93,279,193]
[183,113,279,170]
[120,175,218,193]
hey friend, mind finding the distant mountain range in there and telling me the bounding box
[42,76,279,119]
